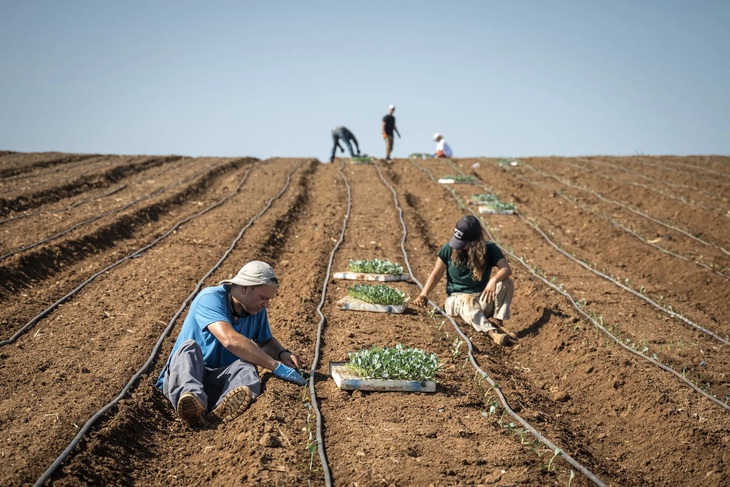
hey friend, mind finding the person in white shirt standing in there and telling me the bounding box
[433,133,453,158]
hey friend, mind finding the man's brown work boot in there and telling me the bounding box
[487,329,511,346]
[177,391,206,428]
[207,386,252,424]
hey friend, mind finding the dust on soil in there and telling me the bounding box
[1,152,729,486]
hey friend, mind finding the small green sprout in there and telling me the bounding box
[548,447,563,472]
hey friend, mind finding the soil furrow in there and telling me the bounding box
[528,157,730,246]
[0,153,101,179]
[0,155,183,216]
[573,156,729,214]
[0,157,197,227]
[0,157,224,256]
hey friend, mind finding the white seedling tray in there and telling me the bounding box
[336,296,407,314]
[478,205,515,215]
[330,362,436,392]
[333,271,411,282]
[438,178,479,185]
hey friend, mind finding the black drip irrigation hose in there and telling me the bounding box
[308,160,352,487]
[1,163,256,348]
[33,162,301,487]
[0,158,232,262]
[375,162,608,487]
[416,159,730,413]
[522,162,730,257]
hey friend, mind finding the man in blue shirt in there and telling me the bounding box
[157,261,306,427]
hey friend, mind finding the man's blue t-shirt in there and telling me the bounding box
[156,285,272,389]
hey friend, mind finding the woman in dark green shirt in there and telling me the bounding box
[414,215,515,345]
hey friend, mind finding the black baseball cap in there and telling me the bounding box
[449,215,481,250]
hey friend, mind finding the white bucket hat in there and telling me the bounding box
[433,133,442,141]
[219,261,279,289]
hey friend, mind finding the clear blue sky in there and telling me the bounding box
[1,1,728,161]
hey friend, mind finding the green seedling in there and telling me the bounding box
[452,338,464,359]
[301,402,318,471]
[519,429,529,444]
[547,447,563,472]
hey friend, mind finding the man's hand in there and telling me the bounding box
[273,363,307,385]
[280,350,302,369]
[413,294,429,307]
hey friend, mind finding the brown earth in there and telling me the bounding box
[0,152,728,486]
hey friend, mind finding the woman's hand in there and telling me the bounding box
[481,280,497,303]
[413,294,429,307]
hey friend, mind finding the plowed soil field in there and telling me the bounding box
[1,151,728,486]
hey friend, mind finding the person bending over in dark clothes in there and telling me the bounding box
[330,126,360,162]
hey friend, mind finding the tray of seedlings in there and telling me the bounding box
[469,193,516,215]
[336,283,408,313]
[333,258,411,282]
[437,174,480,185]
[350,155,373,164]
[330,344,439,392]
